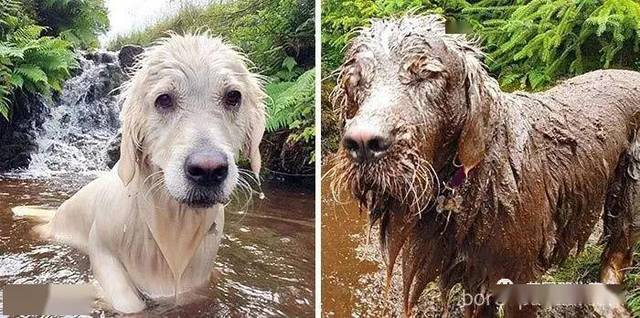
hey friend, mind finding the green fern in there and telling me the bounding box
[626,243,640,316]
[265,68,315,162]
[469,0,640,90]
[0,0,77,120]
[0,56,12,119]
[266,68,315,132]
[30,0,109,49]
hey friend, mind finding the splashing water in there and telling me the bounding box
[25,53,123,177]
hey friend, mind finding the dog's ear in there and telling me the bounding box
[458,52,495,173]
[243,79,266,180]
[117,100,144,186]
[247,108,265,180]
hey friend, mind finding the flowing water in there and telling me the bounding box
[25,53,122,177]
[0,52,314,317]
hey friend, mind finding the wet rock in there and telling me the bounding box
[0,93,48,171]
[99,52,115,64]
[259,129,314,178]
[69,62,84,77]
[105,131,121,169]
[83,52,97,62]
[84,51,116,64]
[0,51,126,173]
[83,61,125,104]
[118,45,144,74]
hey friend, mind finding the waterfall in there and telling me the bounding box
[24,52,123,177]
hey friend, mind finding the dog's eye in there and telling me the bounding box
[401,56,445,84]
[224,90,242,108]
[155,94,174,110]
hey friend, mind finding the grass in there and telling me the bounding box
[548,243,640,314]
[107,4,206,50]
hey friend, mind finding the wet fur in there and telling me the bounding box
[329,15,640,317]
[42,34,266,314]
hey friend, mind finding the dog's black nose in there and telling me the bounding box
[185,150,228,186]
[342,129,392,162]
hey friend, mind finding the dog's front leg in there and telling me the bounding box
[89,227,146,313]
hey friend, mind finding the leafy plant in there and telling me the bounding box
[469,0,640,90]
[0,0,77,120]
[265,67,315,162]
[547,242,640,315]
[25,0,109,49]
[626,243,640,316]
[109,0,314,76]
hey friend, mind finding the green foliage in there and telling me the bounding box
[266,67,315,162]
[627,243,640,316]
[25,0,109,49]
[469,0,640,90]
[321,0,471,73]
[108,0,314,76]
[0,0,78,120]
[548,242,640,314]
[549,245,602,283]
[322,0,640,91]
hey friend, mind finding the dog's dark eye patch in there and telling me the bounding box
[155,93,174,111]
[224,90,242,109]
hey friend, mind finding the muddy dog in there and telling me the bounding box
[330,15,640,317]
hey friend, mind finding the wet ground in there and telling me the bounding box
[0,173,314,317]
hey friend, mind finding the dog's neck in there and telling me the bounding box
[438,96,520,242]
[130,176,221,284]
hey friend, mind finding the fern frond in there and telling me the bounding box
[265,68,315,132]
[471,0,640,90]
[14,64,47,84]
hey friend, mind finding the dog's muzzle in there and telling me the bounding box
[184,150,229,186]
[182,149,229,207]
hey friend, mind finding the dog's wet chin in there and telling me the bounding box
[165,184,229,208]
[179,188,229,208]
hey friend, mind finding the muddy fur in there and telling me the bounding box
[328,15,640,317]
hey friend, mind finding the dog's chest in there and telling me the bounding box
[119,207,224,299]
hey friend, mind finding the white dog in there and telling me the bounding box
[38,34,266,313]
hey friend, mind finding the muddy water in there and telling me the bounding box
[319,168,428,318]
[0,173,314,317]
[320,173,370,315]
[321,163,466,317]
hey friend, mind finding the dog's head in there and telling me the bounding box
[117,34,266,208]
[332,15,499,212]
